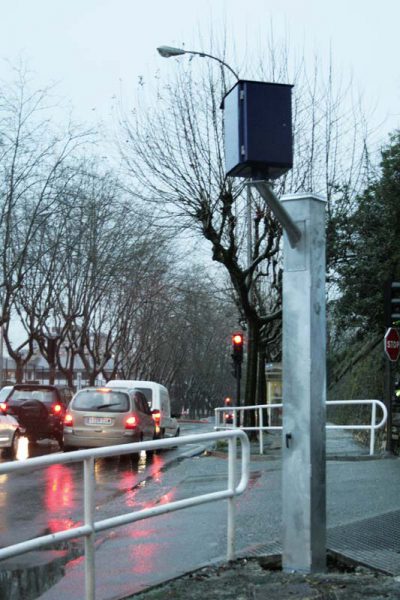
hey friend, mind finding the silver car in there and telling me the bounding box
[63,387,155,450]
[0,386,24,459]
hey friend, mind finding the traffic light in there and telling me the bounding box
[384,280,400,327]
[231,332,244,365]
[224,396,231,406]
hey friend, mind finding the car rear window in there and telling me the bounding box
[0,387,12,402]
[72,390,129,412]
[8,390,58,404]
[135,387,153,408]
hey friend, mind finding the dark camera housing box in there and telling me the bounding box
[221,80,293,180]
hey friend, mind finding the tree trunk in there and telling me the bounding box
[65,369,74,389]
[15,359,24,383]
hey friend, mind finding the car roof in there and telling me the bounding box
[12,384,59,390]
[77,387,132,393]
[106,380,168,392]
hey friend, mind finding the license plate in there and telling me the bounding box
[85,416,113,426]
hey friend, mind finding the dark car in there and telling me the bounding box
[1,384,73,448]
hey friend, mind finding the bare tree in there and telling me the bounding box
[0,66,90,381]
[117,35,371,413]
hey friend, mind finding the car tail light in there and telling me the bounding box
[151,410,161,426]
[125,415,137,429]
[52,403,63,415]
[64,414,73,426]
[0,402,7,413]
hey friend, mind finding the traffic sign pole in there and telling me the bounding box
[384,327,400,453]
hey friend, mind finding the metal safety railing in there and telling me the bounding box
[0,430,250,600]
[215,399,388,456]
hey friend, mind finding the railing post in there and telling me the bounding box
[370,401,377,456]
[227,436,237,561]
[84,456,96,600]
[259,406,263,455]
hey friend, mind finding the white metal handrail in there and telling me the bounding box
[215,399,388,456]
[0,430,250,600]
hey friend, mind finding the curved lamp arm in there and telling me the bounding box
[157,46,239,81]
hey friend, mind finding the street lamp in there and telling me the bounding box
[157,46,240,81]
[157,45,251,262]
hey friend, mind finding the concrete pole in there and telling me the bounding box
[281,193,327,573]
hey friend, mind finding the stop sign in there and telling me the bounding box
[384,327,400,362]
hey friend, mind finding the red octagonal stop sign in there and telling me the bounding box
[384,327,400,362]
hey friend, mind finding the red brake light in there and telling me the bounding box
[125,415,137,429]
[52,403,63,415]
[0,402,7,413]
[151,410,161,425]
[64,414,73,426]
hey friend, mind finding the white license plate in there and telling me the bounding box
[85,416,114,426]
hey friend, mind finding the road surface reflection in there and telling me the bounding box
[45,464,77,533]
[0,447,173,545]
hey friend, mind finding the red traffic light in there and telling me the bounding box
[224,396,231,405]
[231,332,244,366]
[232,333,243,346]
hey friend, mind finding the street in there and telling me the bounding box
[0,421,213,549]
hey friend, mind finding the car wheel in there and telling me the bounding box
[63,445,75,452]
[55,432,64,450]
[3,431,20,460]
[11,431,20,458]
[131,433,143,458]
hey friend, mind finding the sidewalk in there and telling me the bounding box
[211,425,382,460]
[126,429,397,600]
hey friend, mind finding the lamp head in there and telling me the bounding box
[157,46,186,58]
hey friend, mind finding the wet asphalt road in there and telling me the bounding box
[0,421,214,549]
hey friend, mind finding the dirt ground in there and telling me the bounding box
[125,555,400,600]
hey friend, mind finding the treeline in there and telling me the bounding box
[328,130,400,396]
[0,70,236,413]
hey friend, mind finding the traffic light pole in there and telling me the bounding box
[235,363,241,407]
[384,359,394,452]
[383,281,400,453]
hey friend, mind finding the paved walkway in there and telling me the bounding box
[212,424,381,460]
[126,429,398,600]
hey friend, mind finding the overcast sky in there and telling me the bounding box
[0,0,399,147]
